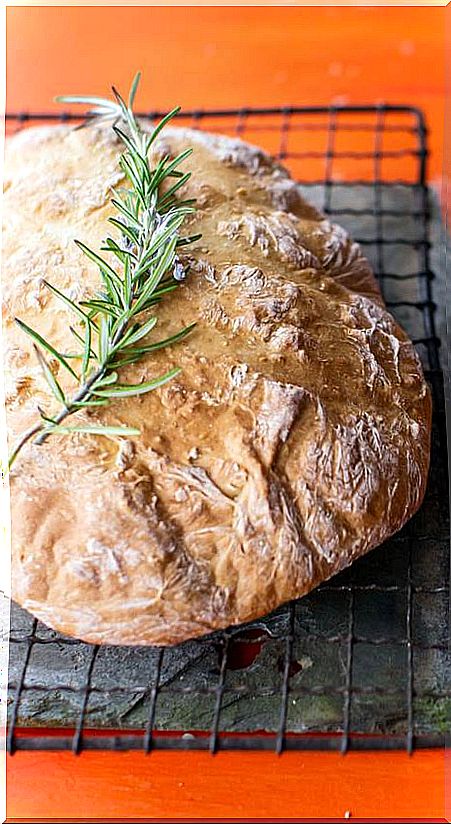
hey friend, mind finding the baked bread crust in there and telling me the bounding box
[4,123,431,645]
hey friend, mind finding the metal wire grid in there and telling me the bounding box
[5,105,449,754]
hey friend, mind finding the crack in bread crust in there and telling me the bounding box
[5,123,431,645]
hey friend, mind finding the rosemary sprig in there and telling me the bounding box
[8,73,199,469]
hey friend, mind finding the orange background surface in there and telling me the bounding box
[6,5,445,180]
[5,5,448,822]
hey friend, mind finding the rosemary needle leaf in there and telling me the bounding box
[118,315,158,349]
[43,280,92,324]
[119,154,144,198]
[93,367,181,398]
[124,255,132,303]
[132,237,178,314]
[33,345,67,405]
[98,315,110,363]
[112,125,141,158]
[81,320,91,379]
[147,283,179,300]
[100,239,134,265]
[110,197,140,226]
[128,71,142,108]
[74,240,123,289]
[55,95,119,113]
[153,149,193,187]
[111,85,129,117]
[158,173,192,207]
[107,218,139,246]
[93,371,119,388]
[136,321,196,351]
[49,424,141,437]
[112,323,196,367]
[80,300,121,318]
[147,106,181,147]
[39,410,58,424]
[15,318,78,379]
[69,325,97,359]
[176,233,202,247]
[71,399,110,408]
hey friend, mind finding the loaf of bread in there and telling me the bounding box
[4,123,431,645]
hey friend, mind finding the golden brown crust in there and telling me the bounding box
[4,123,431,645]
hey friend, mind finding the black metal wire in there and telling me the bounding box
[323,105,337,215]
[373,106,385,289]
[72,645,99,755]
[341,591,355,755]
[7,619,37,755]
[3,103,431,119]
[9,733,447,753]
[143,647,164,754]
[209,634,230,754]
[276,107,292,163]
[414,127,440,370]
[234,108,248,139]
[405,538,415,755]
[276,603,296,755]
[7,684,451,700]
[6,104,448,754]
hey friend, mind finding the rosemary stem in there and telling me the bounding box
[34,309,130,445]
[33,364,107,445]
[8,422,45,469]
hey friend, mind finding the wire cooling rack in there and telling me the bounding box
[6,105,449,754]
